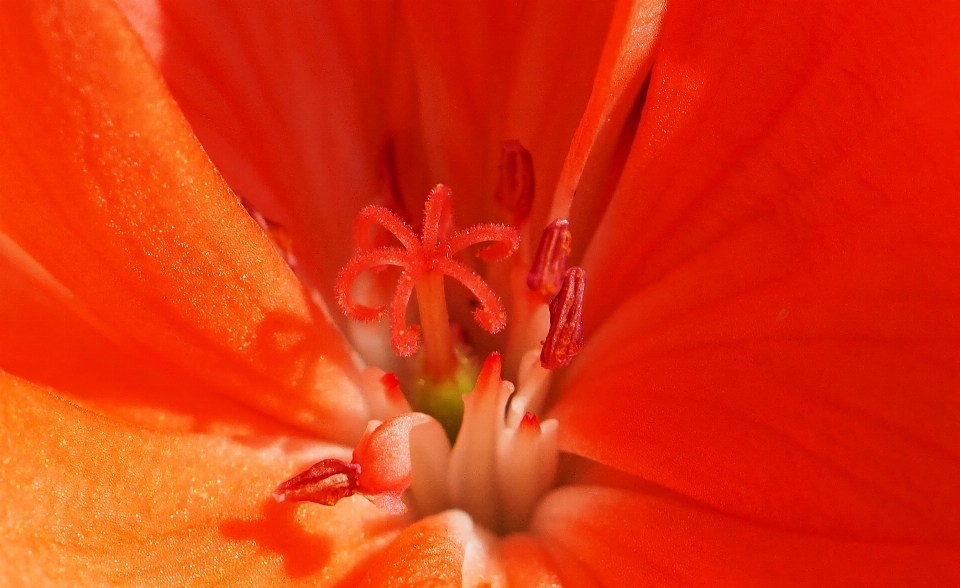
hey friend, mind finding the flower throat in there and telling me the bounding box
[274,142,587,533]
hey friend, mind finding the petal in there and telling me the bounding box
[556,0,960,541]
[548,0,666,249]
[0,231,305,435]
[116,0,403,301]
[533,486,960,587]
[0,0,367,442]
[120,1,618,275]
[398,1,618,230]
[358,510,472,587]
[498,534,568,588]
[0,370,402,586]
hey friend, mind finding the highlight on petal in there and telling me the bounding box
[0,0,367,442]
[358,510,472,588]
[0,370,400,587]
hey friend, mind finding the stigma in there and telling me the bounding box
[336,184,519,379]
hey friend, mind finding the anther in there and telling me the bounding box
[540,267,585,369]
[527,219,572,296]
[274,413,451,515]
[272,459,360,505]
[494,140,535,225]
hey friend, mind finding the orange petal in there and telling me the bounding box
[533,486,960,587]
[554,0,960,542]
[498,534,568,588]
[0,370,402,586]
[0,0,367,442]
[358,510,471,587]
[398,1,619,230]
[0,231,306,435]
[116,0,405,302]
[121,0,618,242]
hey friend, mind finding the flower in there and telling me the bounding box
[2,0,960,587]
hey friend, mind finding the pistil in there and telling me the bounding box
[414,271,457,380]
[335,185,520,435]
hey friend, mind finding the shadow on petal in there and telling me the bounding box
[220,499,334,578]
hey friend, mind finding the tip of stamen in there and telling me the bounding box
[380,372,406,402]
[476,352,503,390]
[518,411,542,434]
[541,267,586,370]
[528,219,572,296]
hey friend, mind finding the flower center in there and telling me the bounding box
[334,183,519,438]
[275,143,587,533]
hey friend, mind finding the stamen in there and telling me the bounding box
[496,410,559,533]
[494,140,535,225]
[360,367,412,420]
[527,219,572,296]
[505,349,551,429]
[272,459,360,505]
[540,267,586,369]
[518,411,541,433]
[448,353,514,529]
[274,413,451,516]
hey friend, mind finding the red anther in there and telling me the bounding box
[518,411,542,434]
[335,185,521,357]
[541,267,585,370]
[494,140,534,225]
[527,219,572,296]
[274,413,447,515]
[272,459,360,505]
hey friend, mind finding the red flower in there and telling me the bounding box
[2,0,959,586]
